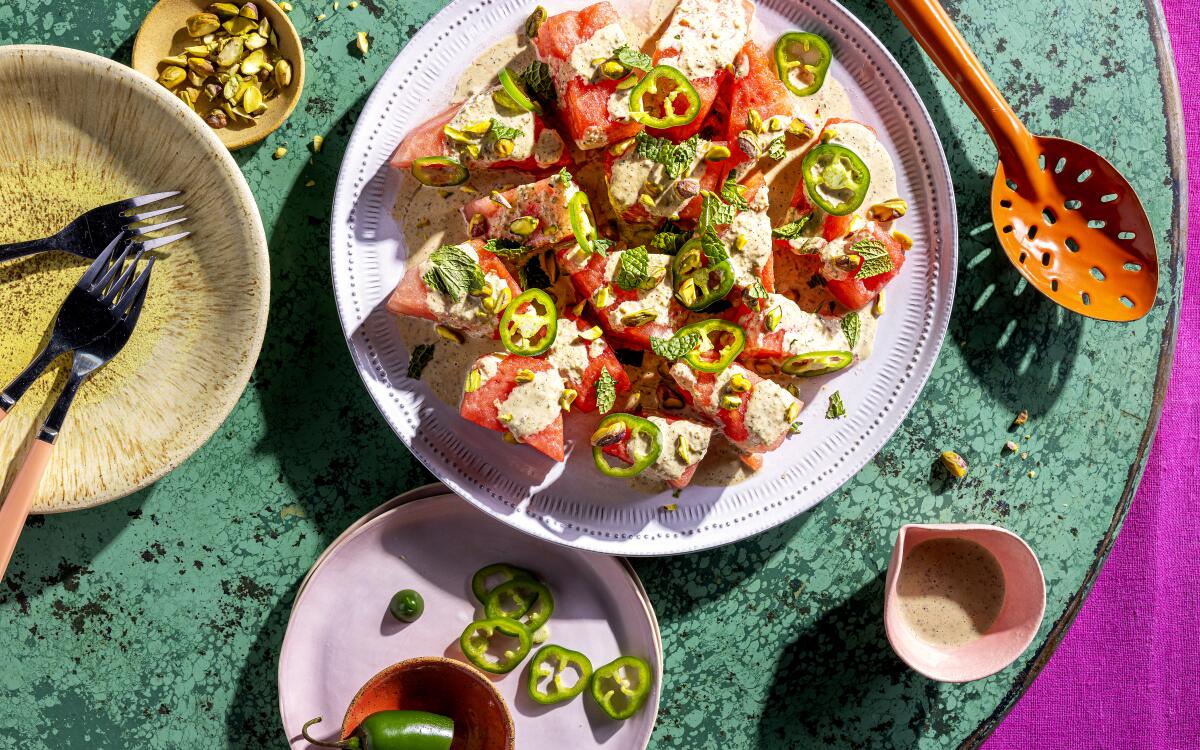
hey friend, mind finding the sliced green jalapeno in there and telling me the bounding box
[672,237,735,310]
[592,414,662,478]
[590,655,653,720]
[781,350,854,376]
[471,563,537,604]
[774,31,832,97]
[499,289,557,356]
[483,578,555,632]
[629,65,700,129]
[677,319,745,373]
[411,156,468,187]
[497,68,542,114]
[459,617,533,674]
[568,191,601,256]
[801,143,871,216]
[527,645,593,705]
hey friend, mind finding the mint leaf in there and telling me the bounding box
[772,214,812,239]
[613,45,652,71]
[519,61,557,105]
[595,370,616,414]
[852,239,894,279]
[615,246,649,290]
[650,331,701,360]
[698,191,738,230]
[489,118,523,141]
[482,237,526,259]
[720,177,749,210]
[555,167,573,185]
[407,343,435,379]
[842,311,860,349]
[826,391,846,419]
[766,136,787,160]
[591,237,614,258]
[633,132,698,180]
[699,227,728,264]
[650,228,690,255]
[422,244,486,301]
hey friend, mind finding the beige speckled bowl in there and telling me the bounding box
[0,46,269,512]
[131,0,305,150]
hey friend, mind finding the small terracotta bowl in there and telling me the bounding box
[131,0,305,150]
[340,657,515,750]
[883,523,1046,683]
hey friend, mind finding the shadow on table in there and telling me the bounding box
[839,1,1082,419]
[756,570,937,748]
[224,577,301,748]
[248,87,433,548]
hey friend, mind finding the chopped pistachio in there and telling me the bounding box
[786,401,801,423]
[939,450,968,478]
[305,179,316,187]
[280,1,293,10]
[272,146,288,159]
[747,108,763,133]
[186,12,222,37]
[1028,470,1037,478]
[704,144,731,162]
[356,32,370,56]
[509,216,539,236]
[609,137,636,157]
[311,135,324,153]
[765,305,782,332]
[867,198,908,223]
[593,286,612,308]
[590,421,627,447]
[1004,440,1019,453]
[434,324,463,343]
[559,389,578,411]
[316,12,326,20]
[676,278,698,307]
[893,230,913,250]
[638,193,656,209]
[1013,409,1029,426]
[677,435,692,465]
[734,234,747,252]
[872,291,886,318]
[580,326,603,341]
[464,369,482,393]
[720,394,743,410]
[620,308,657,327]
[728,373,751,393]
[493,138,515,158]
[615,73,640,90]
[515,368,536,384]
[571,300,587,317]
[497,412,514,424]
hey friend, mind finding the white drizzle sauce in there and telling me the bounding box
[657,0,748,80]
[447,89,537,165]
[722,209,772,288]
[607,252,673,328]
[608,139,711,217]
[498,369,565,439]
[742,378,797,449]
[646,416,712,481]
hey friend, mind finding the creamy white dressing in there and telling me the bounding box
[607,88,634,123]
[608,139,711,217]
[657,0,748,80]
[791,75,851,128]
[827,121,898,210]
[721,209,772,288]
[544,317,592,382]
[563,22,629,88]
[607,252,673,329]
[498,369,565,439]
[646,416,712,481]
[534,128,566,166]
[447,89,537,165]
[742,378,798,450]
[475,353,503,384]
[763,293,876,360]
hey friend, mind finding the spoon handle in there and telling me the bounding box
[885,0,1037,181]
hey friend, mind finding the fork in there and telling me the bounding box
[0,190,188,263]
[0,234,158,578]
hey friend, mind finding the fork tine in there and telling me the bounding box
[116,257,156,318]
[129,216,188,236]
[132,230,190,253]
[119,190,184,210]
[79,234,125,286]
[101,249,148,305]
[124,204,185,224]
[92,243,134,292]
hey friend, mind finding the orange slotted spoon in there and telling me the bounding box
[886,0,1158,321]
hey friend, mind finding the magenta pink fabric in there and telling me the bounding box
[984,4,1198,748]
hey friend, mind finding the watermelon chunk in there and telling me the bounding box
[545,313,630,412]
[735,293,855,365]
[603,414,714,489]
[461,173,579,252]
[533,2,643,150]
[386,240,522,338]
[567,249,683,350]
[389,88,571,172]
[460,353,565,461]
[650,0,754,141]
[822,223,906,311]
[669,361,799,453]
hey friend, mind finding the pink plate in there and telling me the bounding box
[277,492,663,748]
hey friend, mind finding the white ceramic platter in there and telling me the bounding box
[278,493,663,748]
[330,0,957,555]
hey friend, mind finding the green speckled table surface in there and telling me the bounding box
[0,0,1185,747]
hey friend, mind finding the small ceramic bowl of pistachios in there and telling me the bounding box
[132,0,304,150]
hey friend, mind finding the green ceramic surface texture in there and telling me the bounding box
[0,0,1183,748]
